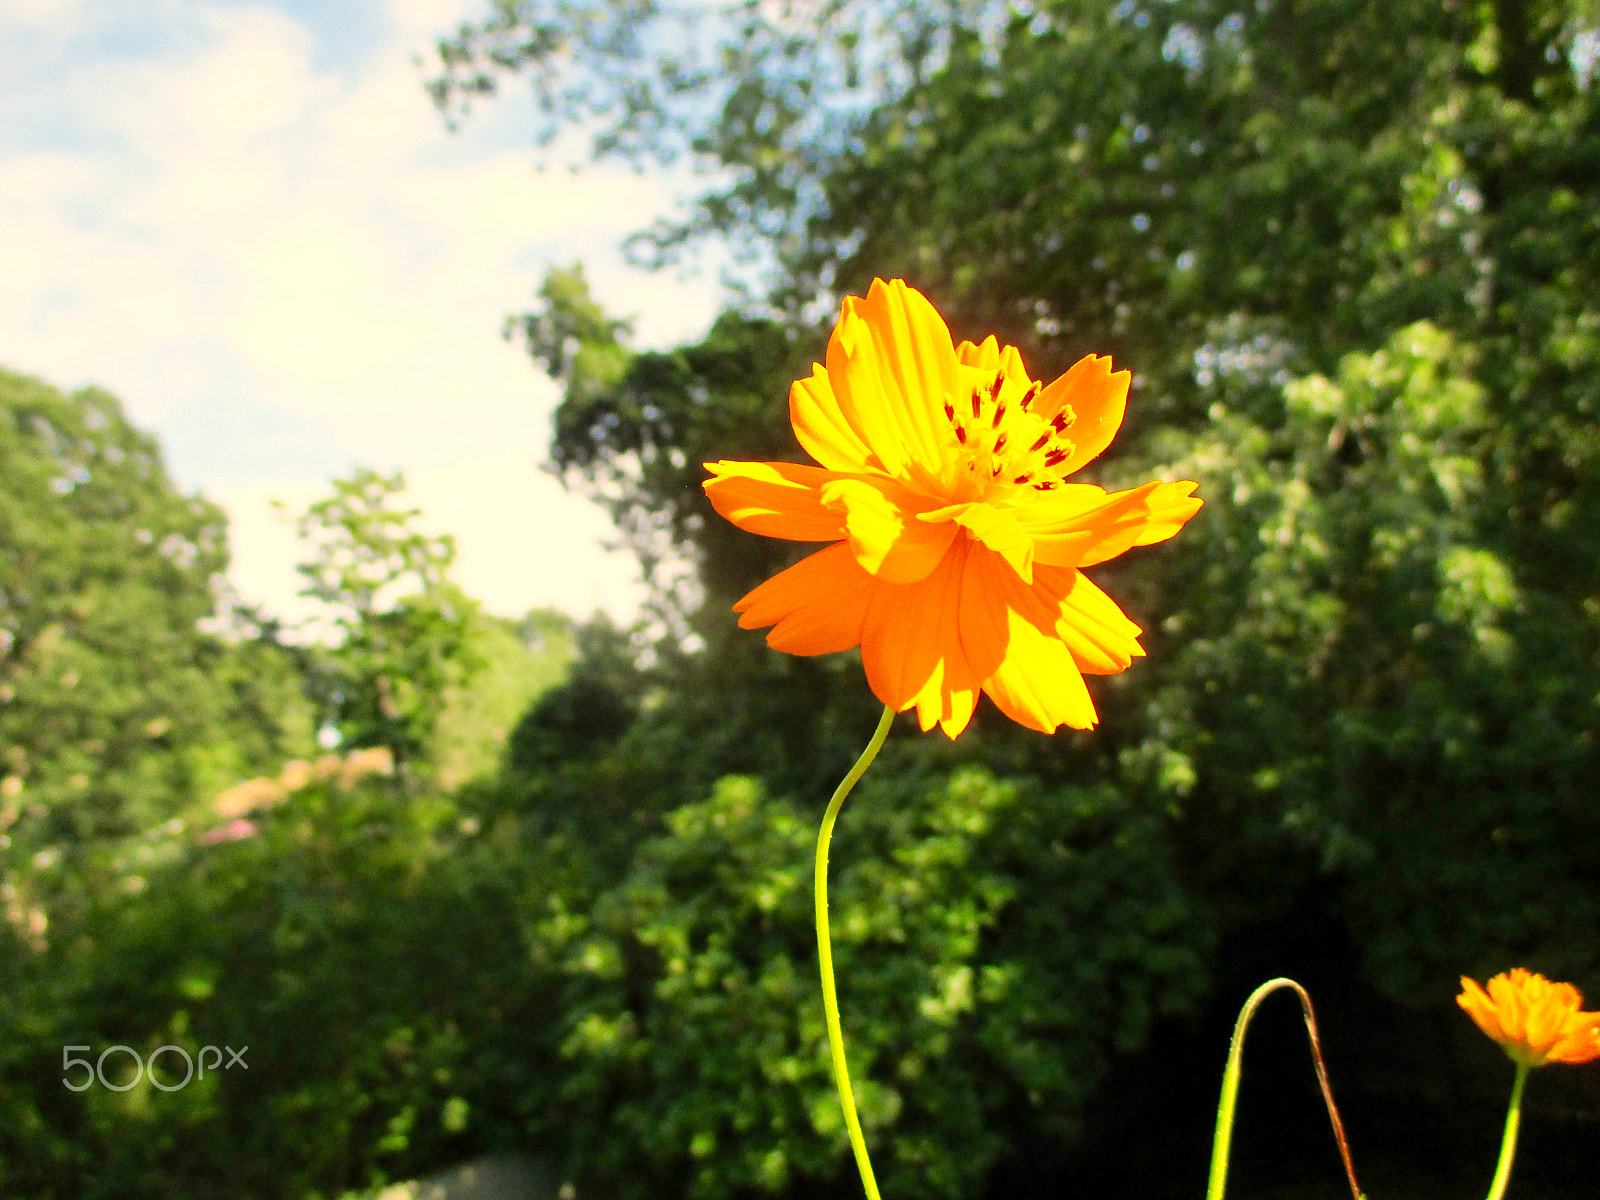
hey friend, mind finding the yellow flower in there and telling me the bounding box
[1457,969,1600,1067]
[702,278,1201,738]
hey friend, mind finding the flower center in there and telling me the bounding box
[940,368,1078,499]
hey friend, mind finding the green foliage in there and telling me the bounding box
[505,261,634,403]
[286,468,484,782]
[506,614,635,771]
[0,767,552,1200]
[1140,322,1600,999]
[539,758,1209,1199]
[0,368,313,923]
[511,263,812,618]
[434,609,576,790]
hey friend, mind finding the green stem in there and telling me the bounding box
[1205,978,1363,1200]
[1484,1060,1530,1200]
[1205,984,1256,1200]
[815,703,895,1200]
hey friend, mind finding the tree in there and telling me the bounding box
[0,367,313,927]
[286,468,485,784]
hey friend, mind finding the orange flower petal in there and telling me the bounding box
[935,686,980,740]
[1552,1024,1600,1064]
[820,475,958,584]
[859,538,983,731]
[956,335,1000,372]
[955,335,1028,383]
[1021,481,1160,568]
[922,500,1035,582]
[961,544,1098,732]
[702,460,847,541]
[1458,977,1508,1044]
[1035,566,1146,675]
[982,611,1098,733]
[1020,480,1204,568]
[1134,480,1205,547]
[1031,354,1130,477]
[733,542,875,656]
[825,280,957,482]
[789,363,875,473]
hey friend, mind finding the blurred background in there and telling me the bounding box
[3,1,1599,1197]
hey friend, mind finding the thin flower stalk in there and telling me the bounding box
[1483,1060,1528,1200]
[1205,978,1362,1200]
[813,704,896,1200]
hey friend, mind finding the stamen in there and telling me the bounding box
[955,424,968,445]
[1019,381,1041,410]
[1044,448,1068,467]
[1051,412,1071,433]
[1013,473,1032,484]
[993,432,1007,454]
[970,388,981,419]
[943,399,956,422]
[991,464,1003,478]
[1029,432,1051,452]
[1033,481,1056,491]
[991,403,1006,429]
[989,372,1005,401]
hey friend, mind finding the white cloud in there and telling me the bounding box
[0,0,88,28]
[0,0,724,628]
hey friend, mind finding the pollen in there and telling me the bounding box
[941,366,1082,499]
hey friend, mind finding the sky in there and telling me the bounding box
[0,0,728,631]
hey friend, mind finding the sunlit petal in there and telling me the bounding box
[825,280,957,481]
[1021,482,1151,567]
[733,543,874,656]
[789,363,876,473]
[1032,354,1129,476]
[821,476,958,584]
[962,544,1098,732]
[860,538,980,730]
[1035,566,1146,675]
[984,612,1098,732]
[1134,480,1206,546]
[703,459,847,541]
[922,501,1035,582]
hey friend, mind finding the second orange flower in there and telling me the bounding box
[1458,969,1600,1068]
[703,278,1202,738]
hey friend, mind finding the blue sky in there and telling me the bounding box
[0,0,727,629]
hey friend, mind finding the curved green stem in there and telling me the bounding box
[815,703,895,1200]
[1484,1060,1529,1200]
[1205,978,1363,1200]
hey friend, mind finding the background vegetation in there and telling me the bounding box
[4,1,1600,1197]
